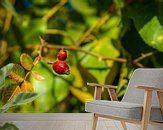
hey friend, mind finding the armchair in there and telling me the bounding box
[85,68,163,130]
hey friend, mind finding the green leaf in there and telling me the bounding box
[30,61,73,112]
[121,24,154,58]
[0,123,19,130]
[0,78,17,91]
[70,66,83,88]
[63,24,85,45]
[1,0,17,17]
[8,64,25,83]
[0,63,14,90]
[70,87,93,103]
[0,92,38,113]
[1,85,20,104]
[23,19,47,43]
[127,3,157,30]
[30,62,56,112]
[53,77,69,103]
[20,53,33,70]
[77,63,97,94]
[101,16,121,30]
[139,16,163,52]
[80,39,119,83]
[127,3,163,52]
[77,63,97,85]
[11,92,38,105]
[32,0,49,5]
[105,62,121,85]
[69,0,96,15]
[117,64,134,98]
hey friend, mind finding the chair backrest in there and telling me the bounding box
[122,68,163,107]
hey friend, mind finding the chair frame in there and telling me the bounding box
[87,83,163,130]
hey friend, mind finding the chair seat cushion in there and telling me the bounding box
[85,100,163,122]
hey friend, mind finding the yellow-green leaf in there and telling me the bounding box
[20,53,33,70]
[0,63,14,89]
[21,81,34,92]
[0,92,38,113]
[8,86,21,101]
[117,64,134,98]
[70,87,93,103]
[9,72,24,83]
[8,64,25,83]
[1,85,19,104]
[31,71,45,81]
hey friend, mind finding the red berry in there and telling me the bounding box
[57,49,67,61]
[52,60,70,75]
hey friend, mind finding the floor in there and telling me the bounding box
[0,113,140,130]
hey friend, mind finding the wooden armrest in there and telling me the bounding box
[137,86,163,121]
[140,86,163,124]
[87,82,118,101]
[87,82,117,89]
[136,86,163,92]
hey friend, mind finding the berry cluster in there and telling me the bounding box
[52,49,70,75]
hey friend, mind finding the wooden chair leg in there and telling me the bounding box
[92,113,98,130]
[121,121,127,130]
[157,91,163,114]
[141,90,152,130]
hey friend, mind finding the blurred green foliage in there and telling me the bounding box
[0,0,163,113]
[0,59,38,113]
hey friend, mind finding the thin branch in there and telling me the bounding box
[75,14,110,46]
[38,37,158,64]
[6,38,158,67]
[42,40,127,63]
[24,37,47,80]
[133,51,158,63]
[2,0,16,33]
[47,61,53,64]
[87,34,98,42]
[38,36,46,58]
[134,62,144,68]
[3,10,12,33]
[24,71,31,79]
[42,0,67,21]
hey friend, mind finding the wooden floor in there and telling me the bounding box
[0,113,140,130]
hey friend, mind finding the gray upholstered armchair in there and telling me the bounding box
[85,68,163,130]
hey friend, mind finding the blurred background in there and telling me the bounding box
[0,0,163,113]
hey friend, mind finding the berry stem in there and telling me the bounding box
[38,37,157,67]
[47,60,53,64]
[38,36,46,58]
